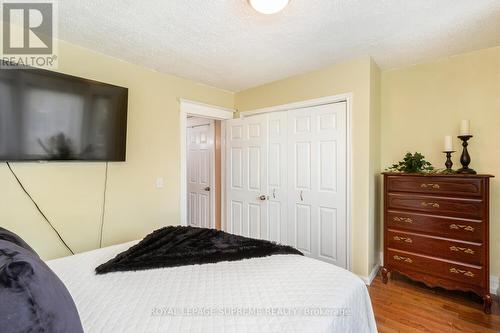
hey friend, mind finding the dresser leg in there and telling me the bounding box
[483,294,492,314]
[381,267,389,284]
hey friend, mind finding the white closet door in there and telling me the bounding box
[267,112,289,244]
[226,114,268,239]
[287,102,347,267]
[187,118,214,228]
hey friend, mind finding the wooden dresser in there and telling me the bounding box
[381,172,494,313]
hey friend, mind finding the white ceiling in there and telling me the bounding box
[57,0,500,92]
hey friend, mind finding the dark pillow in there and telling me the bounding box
[0,240,84,333]
[0,227,37,255]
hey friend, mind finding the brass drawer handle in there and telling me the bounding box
[421,202,440,208]
[393,216,413,224]
[393,255,413,263]
[449,267,475,277]
[449,224,475,232]
[449,246,475,254]
[393,236,413,243]
[421,183,440,189]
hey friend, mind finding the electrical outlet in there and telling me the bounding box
[155,177,165,189]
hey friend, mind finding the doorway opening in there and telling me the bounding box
[186,117,222,229]
[179,99,235,230]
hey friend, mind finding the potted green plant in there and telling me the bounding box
[387,152,435,173]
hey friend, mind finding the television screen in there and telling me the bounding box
[0,67,128,161]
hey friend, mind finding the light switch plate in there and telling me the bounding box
[155,177,165,189]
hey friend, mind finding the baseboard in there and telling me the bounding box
[360,262,381,285]
[491,276,499,296]
[379,251,499,295]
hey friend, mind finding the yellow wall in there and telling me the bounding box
[4,36,497,281]
[1,40,234,260]
[381,46,500,276]
[235,57,381,278]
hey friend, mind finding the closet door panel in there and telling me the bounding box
[268,112,288,244]
[295,142,312,189]
[287,102,347,268]
[226,115,268,239]
[231,200,243,235]
[295,203,312,254]
[319,207,337,261]
[226,102,347,269]
[268,201,281,242]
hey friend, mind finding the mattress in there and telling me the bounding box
[47,241,377,333]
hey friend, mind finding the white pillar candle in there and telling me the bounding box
[444,135,453,152]
[459,120,470,136]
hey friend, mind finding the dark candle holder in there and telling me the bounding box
[443,151,455,171]
[457,135,477,174]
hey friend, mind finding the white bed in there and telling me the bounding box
[47,241,377,333]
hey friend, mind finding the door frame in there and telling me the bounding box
[179,99,235,228]
[239,93,353,272]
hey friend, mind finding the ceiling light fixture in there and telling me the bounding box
[249,0,290,15]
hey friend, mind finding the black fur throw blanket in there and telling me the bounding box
[95,226,302,274]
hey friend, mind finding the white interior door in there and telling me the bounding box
[187,118,214,228]
[226,114,268,239]
[287,102,347,267]
[267,112,288,244]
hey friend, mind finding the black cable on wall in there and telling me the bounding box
[6,162,75,255]
[99,162,108,248]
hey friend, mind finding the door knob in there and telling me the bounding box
[259,195,268,201]
[204,186,211,192]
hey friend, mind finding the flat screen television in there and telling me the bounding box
[0,67,128,161]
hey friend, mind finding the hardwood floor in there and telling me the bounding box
[368,270,500,332]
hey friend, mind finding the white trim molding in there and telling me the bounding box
[179,99,235,227]
[491,276,499,296]
[241,93,353,117]
[243,93,353,272]
[358,251,383,285]
[360,263,381,285]
[180,99,235,120]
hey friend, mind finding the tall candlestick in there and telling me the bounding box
[457,135,476,174]
[444,135,453,152]
[460,120,470,136]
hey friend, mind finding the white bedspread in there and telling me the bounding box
[47,241,377,333]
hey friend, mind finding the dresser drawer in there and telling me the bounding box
[386,249,484,286]
[386,211,483,242]
[387,193,483,219]
[387,175,483,197]
[387,230,483,265]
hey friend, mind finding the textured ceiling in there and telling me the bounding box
[57,0,500,91]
